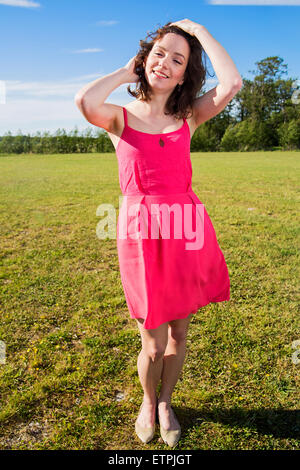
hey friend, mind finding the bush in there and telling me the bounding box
[220,119,277,152]
[278,119,300,150]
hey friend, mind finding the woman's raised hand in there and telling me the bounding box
[169,19,202,37]
[123,55,140,84]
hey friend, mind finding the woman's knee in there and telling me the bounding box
[143,343,167,363]
[136,318,168,362]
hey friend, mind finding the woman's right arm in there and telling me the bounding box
[74,57,139,132]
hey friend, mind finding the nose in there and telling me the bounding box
[156,56,171,73]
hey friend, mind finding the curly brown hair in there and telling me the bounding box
[127,22,212,120]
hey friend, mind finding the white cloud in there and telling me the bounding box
[0,0,40,7]
[0,74,129,134]
[0,96,122,135]
[3,73,125,98]
[208,0,300,4]
[0,99,78,123]
[96,20,119,26]
[72,48,104,54]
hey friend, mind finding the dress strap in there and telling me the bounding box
[122,107,128,127]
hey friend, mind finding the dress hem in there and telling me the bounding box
[128,284,230,329]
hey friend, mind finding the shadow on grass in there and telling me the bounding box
[175,407,300,440]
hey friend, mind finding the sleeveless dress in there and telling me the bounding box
[116,106,230,330]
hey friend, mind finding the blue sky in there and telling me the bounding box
[0,0,299,136]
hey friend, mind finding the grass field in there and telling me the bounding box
[0,151,299,450]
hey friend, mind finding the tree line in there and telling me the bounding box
[1,56,299,154]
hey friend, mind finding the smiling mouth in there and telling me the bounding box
[152,70,169,79]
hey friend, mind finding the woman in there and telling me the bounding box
[75,19,242,447]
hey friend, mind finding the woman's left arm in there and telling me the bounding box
[170,19,243,128]
[170,19,243,91]
[194,25,242,91]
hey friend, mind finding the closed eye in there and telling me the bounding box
[154,53,181,64]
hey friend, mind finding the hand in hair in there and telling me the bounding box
[169,19,203,37]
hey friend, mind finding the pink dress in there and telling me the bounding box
[116,106,230,330]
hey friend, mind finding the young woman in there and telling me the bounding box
[75,19,242,447]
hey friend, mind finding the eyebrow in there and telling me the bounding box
[154,45,185,60]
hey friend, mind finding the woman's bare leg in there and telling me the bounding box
[135,318,169,427]
[158,314,192,430]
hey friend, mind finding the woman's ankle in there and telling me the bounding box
[142,394,157,406]
[158,396,172,407]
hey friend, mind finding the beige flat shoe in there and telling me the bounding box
[135,420,156,444]
[159,406,181,447]
[160,425,181,447]
[134,403,156,444]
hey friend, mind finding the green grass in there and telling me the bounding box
[0,151,299,450]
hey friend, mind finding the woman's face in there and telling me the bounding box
[144,33,190,92]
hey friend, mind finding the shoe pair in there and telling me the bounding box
[135,401,181,447]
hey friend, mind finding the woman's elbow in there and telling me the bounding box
[233,77,243,90]
[74,93,83,107]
